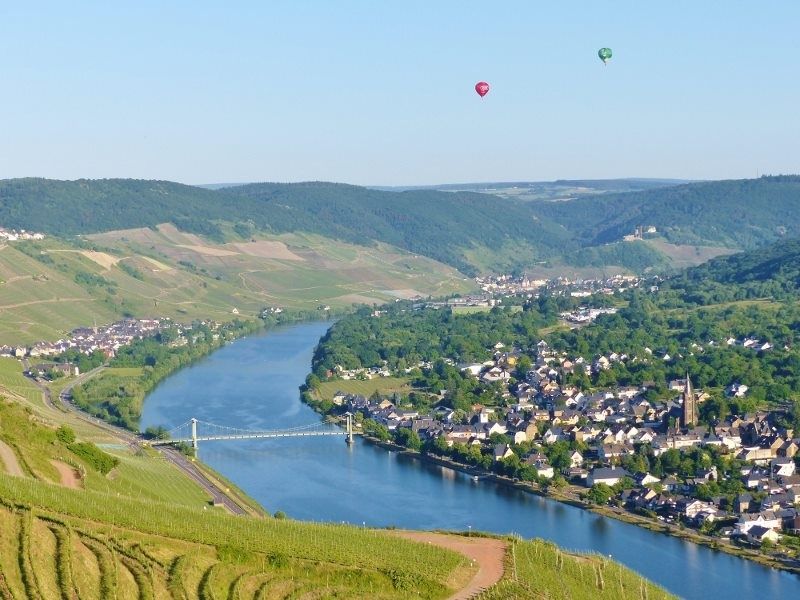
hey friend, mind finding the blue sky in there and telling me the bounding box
[1,1,798,185]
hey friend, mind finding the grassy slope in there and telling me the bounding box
[476,537,674,600]
[313,377,412,402]
[0,229,471,345]
[0,358,210,507]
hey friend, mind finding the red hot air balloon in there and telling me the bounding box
[475,81,490,97]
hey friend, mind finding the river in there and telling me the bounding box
[141,321,800,599]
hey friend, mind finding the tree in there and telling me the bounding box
[56,425,76,445]
[393,428,422,451]
[144,425,170,440]
[587,483,614,505]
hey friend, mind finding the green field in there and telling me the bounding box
[102,367,144,377]
[0,230,472,345]
[0,358,45,407]
[313,377,413,402]
[642,238,736,269]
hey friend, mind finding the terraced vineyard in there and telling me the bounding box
[0,477,470,600]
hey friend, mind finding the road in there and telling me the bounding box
[23,363,248,515]
[158,446,247,515]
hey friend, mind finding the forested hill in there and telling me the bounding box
[537,175,800,249]
[0,178,572,274]
[219,182,571,272]
[0,178,230,237]
[661,237,800,303]
[2,175,800,275]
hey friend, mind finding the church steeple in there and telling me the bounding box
[681,372,697,428]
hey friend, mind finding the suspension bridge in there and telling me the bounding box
[148,414,357,450]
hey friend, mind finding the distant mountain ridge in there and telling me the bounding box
[1,175,799,275]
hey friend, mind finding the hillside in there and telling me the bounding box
[537,175,800,249]
[4,176,798,281]
[661,237,800,303]
[0,178,572,275]
[219,182,573,274]
[0,230,469,345]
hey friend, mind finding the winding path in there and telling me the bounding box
[0,440,24,477]
[393,531,506,599]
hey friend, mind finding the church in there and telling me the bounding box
[681,373,698,428]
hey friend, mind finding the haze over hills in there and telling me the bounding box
[372,178,692,201]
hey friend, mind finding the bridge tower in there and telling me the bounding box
[345,413,354,446]
[191,418,198,454]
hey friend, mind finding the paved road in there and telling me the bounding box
[23,364,248,515]
[158,446,247,515]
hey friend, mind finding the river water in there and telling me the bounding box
[141,321,800,599]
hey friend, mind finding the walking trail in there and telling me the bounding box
[0,440,24,477]
[50,460,81,489]
[394,531,507,600]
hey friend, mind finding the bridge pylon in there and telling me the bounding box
[191,418,198,455]
[345,413,354,445]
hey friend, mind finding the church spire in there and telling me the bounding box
[682,372,697,428]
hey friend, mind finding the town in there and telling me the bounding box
[0,318,168,362]
[326,332,800,555]
[475,273,652,298]
[0,226,46,242]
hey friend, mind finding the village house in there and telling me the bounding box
[493,443,515,462]
[587,466,631,487]
[734,510,783,536]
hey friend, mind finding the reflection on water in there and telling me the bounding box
[590,515,610,536]
[141,322,800,600]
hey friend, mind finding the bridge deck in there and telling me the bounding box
[151,430,359,445]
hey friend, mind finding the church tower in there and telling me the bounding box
[681,373,697,428]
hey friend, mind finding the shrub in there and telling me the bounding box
[68,442,119,475]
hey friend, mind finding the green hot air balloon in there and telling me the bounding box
[598,47,613,65]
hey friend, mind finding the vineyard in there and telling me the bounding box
[0,478,471,599]
[475,537,675,600]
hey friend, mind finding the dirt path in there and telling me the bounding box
[0,297,85,309]
[0,440,24,477]
[394,531,506,600]
[50,460,81,489]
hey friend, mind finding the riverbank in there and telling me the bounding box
[359,434,800,576]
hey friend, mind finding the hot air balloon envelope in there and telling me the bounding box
[598,47,613,65]
[475,81,490,97]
